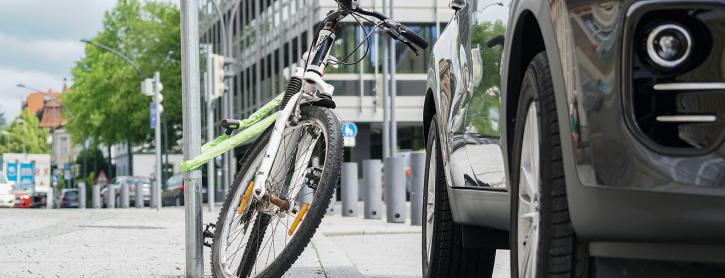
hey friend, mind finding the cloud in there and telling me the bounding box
[0,33,84,72]
[0,67,66,121]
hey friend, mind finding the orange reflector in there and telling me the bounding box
[237,181,255,214]
[288,202,310,236]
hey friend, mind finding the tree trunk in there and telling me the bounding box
[127,141,134,176]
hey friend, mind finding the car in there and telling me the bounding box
[58,188,80,208]
[161,174,208,207]
[422,0,725,277]
[0,174,14,208]
[14,192,46,208]
[101,176,151,207]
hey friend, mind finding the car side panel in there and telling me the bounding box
[428,0,514,231]
[464,0,511,191]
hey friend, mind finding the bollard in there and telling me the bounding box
[46,189,53,209]
[106,185,115,208]
[135,183,144,208]
[78,182,86,209]
[363,159,382,219]
[409,152,426,226]
[120,183,130,208]
[92,185,101,208]
[341,162,358,217]
[150,182,157,208]
[384,156,406,223]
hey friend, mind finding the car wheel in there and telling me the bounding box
[422,116,496,277]
[510,52,588,278]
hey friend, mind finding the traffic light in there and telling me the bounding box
[212,54,225,99]
[155,76,164,113]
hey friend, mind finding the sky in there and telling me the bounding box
[0,0,118,122]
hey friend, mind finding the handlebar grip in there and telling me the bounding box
[399,24,429,49]
[221,119,242,135]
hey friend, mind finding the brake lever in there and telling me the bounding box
[381,20,420,55]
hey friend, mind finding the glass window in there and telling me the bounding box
[394,24,434,74]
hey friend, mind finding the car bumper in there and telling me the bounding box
[558,0,725,259]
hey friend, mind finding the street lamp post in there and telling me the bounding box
[81,39,165,210]
[16,83,42,93]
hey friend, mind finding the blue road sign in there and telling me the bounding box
[150,102,157,129]
[342,122,358,137]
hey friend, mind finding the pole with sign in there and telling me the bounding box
[342,122,358,147]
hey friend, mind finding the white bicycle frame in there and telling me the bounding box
[250,58,337,211]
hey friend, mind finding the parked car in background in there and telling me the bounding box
[423,0,725,277]
[14,192,46,208]
[162,174,208,206]
[0,174,14,208]
[58,188,80,208]
[101,176,151,207]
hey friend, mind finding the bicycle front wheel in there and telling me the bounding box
[211,106,343,278]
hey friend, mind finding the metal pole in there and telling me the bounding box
[206,45,215,212]
[409,152,425,225]
[341,162,358,217]
[389,0,397,156]
[363,159,382,219]
[78,182,86,209]
[135,182,144,208]
[106,185,115,208]
[120,182,130,208]
[384,156,405,223]
[180,0,204,275]
[92,184,100,209]
[154,71,163,210]
[381,0,390,159]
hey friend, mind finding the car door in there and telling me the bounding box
[443,0,478,188]
[463,0,511,190]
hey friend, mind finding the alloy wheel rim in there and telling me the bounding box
[517,103,541,278]
[424,137,436,265]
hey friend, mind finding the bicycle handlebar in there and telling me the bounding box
[354,8,429,51]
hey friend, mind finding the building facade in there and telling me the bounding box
[199,0,452,165]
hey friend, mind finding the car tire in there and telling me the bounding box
[510,52,588,278]
[422,116,496,277]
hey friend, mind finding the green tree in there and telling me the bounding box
[0,110,50,154]
[74,145,109,182]
[62,0,181,168]
[0,111,6,128]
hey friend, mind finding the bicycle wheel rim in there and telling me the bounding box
[217,117,330,277]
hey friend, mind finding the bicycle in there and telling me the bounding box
[206,1,429,276]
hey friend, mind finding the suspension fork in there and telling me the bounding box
[252,92,303,201]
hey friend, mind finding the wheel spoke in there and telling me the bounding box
[517,103,540,278]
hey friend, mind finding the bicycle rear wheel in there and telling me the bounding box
[211,106,343,278]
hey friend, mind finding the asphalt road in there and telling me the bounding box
[0,204,510,277]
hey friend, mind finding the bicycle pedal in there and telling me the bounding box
[203,223,216,239]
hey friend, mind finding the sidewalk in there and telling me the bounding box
[0,203,509,277]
